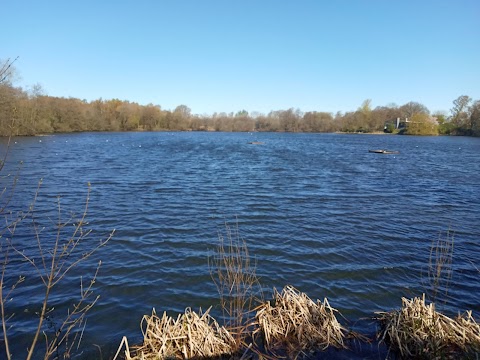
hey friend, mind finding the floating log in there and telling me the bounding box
[369,149,399,154]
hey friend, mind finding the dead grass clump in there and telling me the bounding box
[120,307,236,360]
[254,286,347,356]
[376,294,480,359]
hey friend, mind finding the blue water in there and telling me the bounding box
[1,132,479,358]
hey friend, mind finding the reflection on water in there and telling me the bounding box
[2,132,480,358]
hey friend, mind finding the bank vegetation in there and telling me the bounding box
[1,58,480,137]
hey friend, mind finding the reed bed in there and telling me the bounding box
[122,307,236,360]
[254,286,347,356]
[376,294,480,359]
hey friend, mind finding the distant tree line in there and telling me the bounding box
[1,58,479,136]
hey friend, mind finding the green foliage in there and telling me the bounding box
[384,123,396,133]
[235,109,248,117]
[404,114,438,136]
[470,100,480,136]
[438,121,456,135]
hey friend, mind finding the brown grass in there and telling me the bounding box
[253,286,347,357]
[116,286,350,359]
[376,294,480,359]
[119,307,236,360]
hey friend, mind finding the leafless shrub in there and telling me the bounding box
[1,125,114,360]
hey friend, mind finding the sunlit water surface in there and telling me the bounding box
[2,132,479,358]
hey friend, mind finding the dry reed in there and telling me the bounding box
[209,222,263,352]
[209,223,262,325]
[428,229,454,303]
[119,307,236,360]
[254,286,347,357]
[376,294,480,359]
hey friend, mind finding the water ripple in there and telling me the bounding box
[2,132,479,358]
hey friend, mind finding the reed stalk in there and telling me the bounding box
[428,229,454,303]
[209,222,263,352]
[118,307,236,360]
[254,285,347,358]
[377,295,480,359]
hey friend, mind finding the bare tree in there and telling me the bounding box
[399,101,430,119]
[469,99,480,136]
[450,95,472,127]
[0,57,18,85]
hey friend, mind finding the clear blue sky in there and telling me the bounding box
[3,0,479,115]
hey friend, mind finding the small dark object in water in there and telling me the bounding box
[248,141,264,145]
[369,149,399,154]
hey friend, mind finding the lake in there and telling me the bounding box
[1,132,480,358]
